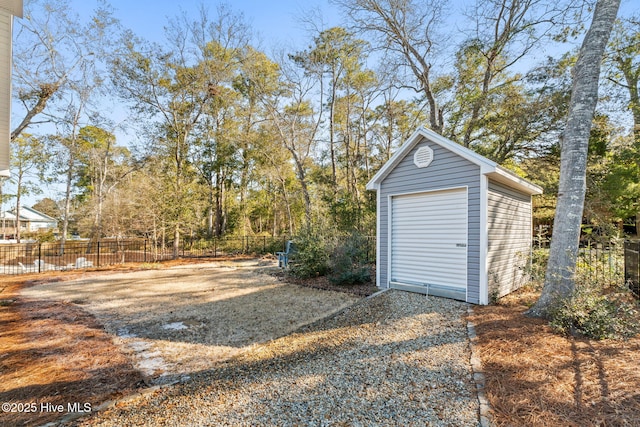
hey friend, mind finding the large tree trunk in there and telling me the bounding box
[527,0,621,317]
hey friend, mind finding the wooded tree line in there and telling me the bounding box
[6,0,640,253]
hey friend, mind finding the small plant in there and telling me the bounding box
[329,232,372,285]
[288,229,331,279]
[527,248,550,282]
[549,281,639,340]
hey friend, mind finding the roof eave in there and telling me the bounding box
[486,167,543,195]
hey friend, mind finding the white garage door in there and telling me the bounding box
[390,188,468,299]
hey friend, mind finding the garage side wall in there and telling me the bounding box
[378,137,481,304]
[487,180,532,299]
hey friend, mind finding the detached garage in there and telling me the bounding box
[366,127,543,304]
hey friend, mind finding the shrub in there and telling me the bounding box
[329,232,372,285]
[526,248,549,283]
[288,229,331,279]
[549,282,639,340]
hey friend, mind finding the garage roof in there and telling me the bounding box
[366,126,543,196]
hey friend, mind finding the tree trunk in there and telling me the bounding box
[60,157,75,256]
[207,184,214,237]
[527,0,621,318]
[214,171,226,237]
[173,224,180,259]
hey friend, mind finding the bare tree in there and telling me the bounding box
[458,0,579,148]
[111,5,250,254]
[528,0,621,317]
[258,53,321,228]
[333,0,448,133]
[11,0,117,141]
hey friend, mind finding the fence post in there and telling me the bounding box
[38,243,42,273]
[97,241,101,267]
[144,239,147,263]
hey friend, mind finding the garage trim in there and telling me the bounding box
[387,186,469,301]
[479,174,489,305]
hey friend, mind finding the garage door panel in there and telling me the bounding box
[393,205,467,216]
[392,252,467,264]
[392,224,467,231]
[391,245,467,253]
[391,232,467,241]
[392,266,467,288]
[390,188,468,295]
[393,193,465,203]
[392,263,467,280]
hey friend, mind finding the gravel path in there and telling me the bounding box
[74,290,480,426]
[23,260,359,385]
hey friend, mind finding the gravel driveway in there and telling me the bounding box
[22,259,360,385]
[74,290,480,426]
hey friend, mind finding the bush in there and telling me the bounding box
[528,248,549,282]
[549,282,639,340]
[288,229,331,279]
[329,232,372,285]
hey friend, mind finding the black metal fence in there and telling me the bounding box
[0,236,290,275]
[532,238,640,296]
[576,240,625,288]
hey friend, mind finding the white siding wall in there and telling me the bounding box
[487,180,532,298]
[0,1,23,17]
[0,9,11,176]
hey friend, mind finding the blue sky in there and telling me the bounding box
[67,0,640,74]
[71,0,341,50]
[82,0,640,45]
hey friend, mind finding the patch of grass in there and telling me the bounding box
[140,262,162,270]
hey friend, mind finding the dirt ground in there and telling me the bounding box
[20,258,360,383]
[468,285,640,426]
[1,258,361,426]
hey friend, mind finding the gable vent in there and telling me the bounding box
[414,145,434,168]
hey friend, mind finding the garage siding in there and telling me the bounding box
[379,137,481,304]
[487,180,532,298]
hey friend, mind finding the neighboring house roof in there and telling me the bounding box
[366,126,543,196]
[4,207,58,227]
[17,206,57,222]
[1,211,17,220]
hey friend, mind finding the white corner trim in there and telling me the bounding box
[479,174,489,305]
[376,190,381,288]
